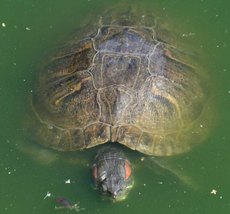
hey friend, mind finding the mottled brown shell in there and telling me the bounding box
[32,12,209,156]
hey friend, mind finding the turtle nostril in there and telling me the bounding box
[110,191,117,199]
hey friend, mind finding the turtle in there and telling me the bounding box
[30,7,211,201]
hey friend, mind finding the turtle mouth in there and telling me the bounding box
[110,183,134,201]
[110,191,128,201]
[94,172,134,201]
[101,189,128,201]
[99,177,134,201]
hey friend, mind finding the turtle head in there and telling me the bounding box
[93,147,134,201]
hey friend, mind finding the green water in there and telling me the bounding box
[1,0,230,213]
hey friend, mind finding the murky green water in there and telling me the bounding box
[1,0,230,213]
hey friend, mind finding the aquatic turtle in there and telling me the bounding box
[31,7,211,201]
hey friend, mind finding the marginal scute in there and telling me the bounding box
[84,123,111,148]
[114,125,142,150]
[69,129,85,150]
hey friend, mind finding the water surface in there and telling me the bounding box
[0,0,230,213]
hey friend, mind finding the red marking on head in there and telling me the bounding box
[125,160,132,180]
[92,166,97,179]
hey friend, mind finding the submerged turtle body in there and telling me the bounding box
[33,10,208,157]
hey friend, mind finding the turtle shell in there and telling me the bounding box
[32,10,209,156]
